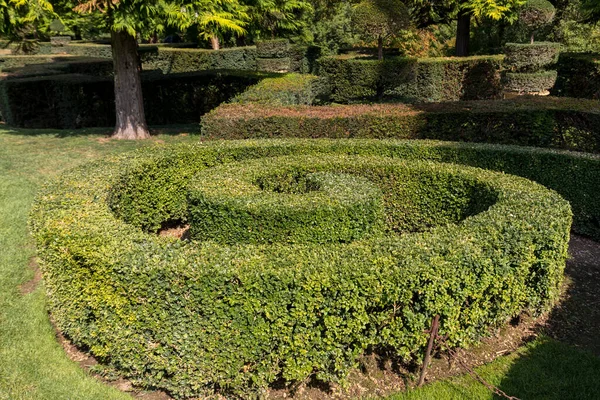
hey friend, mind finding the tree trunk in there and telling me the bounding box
[378,36,384,60]
[210,36,220,50]
[455,10,471,57]
[531,32,535,44]
[111,29,150,139]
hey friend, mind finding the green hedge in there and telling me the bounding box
[256,39,290,58]
[0,70,268,128]
[553,53,600,99]
[318,55,503,103]
[32,139,572,398]
[504,42,561,72]
[201,99,600,239]
[231,73,330,105]
[189,164,386,244]
[503,70,558,93]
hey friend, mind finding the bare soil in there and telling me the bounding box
[42,233,600,399]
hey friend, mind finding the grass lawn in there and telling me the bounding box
[1,128,599,400]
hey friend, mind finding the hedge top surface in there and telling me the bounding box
[31,139,572,398]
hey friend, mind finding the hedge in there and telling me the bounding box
[0,70,268,128]
[201,99,600,239]
[318,55,503,103]
[32,139,572,398]
[256,39,290,58]
[503,42,561,72]
[553,53,600,99]
[503,70,558,93]
[188,165,386,244]
[230,73,330,105]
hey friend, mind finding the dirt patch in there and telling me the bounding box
[51,233,600,399]
[19,258,42,295]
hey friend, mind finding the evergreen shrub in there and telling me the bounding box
[231,74,330,105]
[32,139,573,398]
[318,55,503,103]
[503,70,558,93]
[504,42,560,72]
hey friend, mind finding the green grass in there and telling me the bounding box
[0,127,599,400]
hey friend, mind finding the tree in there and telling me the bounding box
[407,0,524,56]
[581,0,600,22]
[0,0,54,52]
[73,0,187,139]
[352,0,410,59]
[178,0,248,49]
[245,0,313,40]
[518,0,555,43]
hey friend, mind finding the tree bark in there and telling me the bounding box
[531,32,535,44]
[455,10,471,57]
[378,36,384,60]
[111,29,150,139]
[210,36,220,50]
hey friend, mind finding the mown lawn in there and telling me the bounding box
[1,128,599,400]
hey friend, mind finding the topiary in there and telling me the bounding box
[519,0,556,44]
[352,0,410,60]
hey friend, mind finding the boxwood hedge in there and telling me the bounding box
[31,139,574,398]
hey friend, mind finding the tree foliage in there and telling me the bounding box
[352,0,410,59]
[518,0,555,42]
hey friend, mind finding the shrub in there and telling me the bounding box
[504,42,560,72]
[256,39,290,58]
[230,74,330,105]
[503,70,558,93]
[32,140,572,398]
[141,46,258,73]
[553,53,600,99]
[317,55,503,103]
[0,70,267,128]
[256,57,291,72]
[201,100,600,239]
[519,0,556,43]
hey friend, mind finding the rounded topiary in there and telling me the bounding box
[31,141,572,399]
[352,0,410,60]
[519,0,556,44]
[503,70,558,93]
[504,42,560,71]
[188,166,385,244]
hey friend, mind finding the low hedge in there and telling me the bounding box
[230,73,330,105]
[503,70,558,93]
[32,139,572,398]
[256,57,291,72]
[317,55,503,103]
[504,42,561,72]
[201,99,600,239]
[553,53,600,99]
[0,70,268,128]
[189,163,386,244]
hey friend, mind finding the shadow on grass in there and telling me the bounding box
[497,336,600,400]
[0,123,199,138]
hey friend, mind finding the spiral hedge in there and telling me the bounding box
[30,139,576,398]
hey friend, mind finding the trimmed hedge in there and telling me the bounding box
[318,55,503,103]
[32,139,572,398]
[256,57,291,72]
[553,53,600,99]
[256,39,290,58]
[201,99,600,239]
[189,164,386,244]
[0,70,268,128]
[504,42,561,72]
[231,73,330,105]
[503,70,558,93]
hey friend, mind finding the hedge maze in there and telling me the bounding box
[30,139,584,397]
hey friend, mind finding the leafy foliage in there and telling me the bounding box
[32,139,571,397]
[518,0,555,42]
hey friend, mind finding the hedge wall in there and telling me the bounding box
[318,55,503,103]
[201,99,600,239]
[0,70,268,128]
[553,53,600,99]
[230,73,330,105]
[32,139,573,398]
